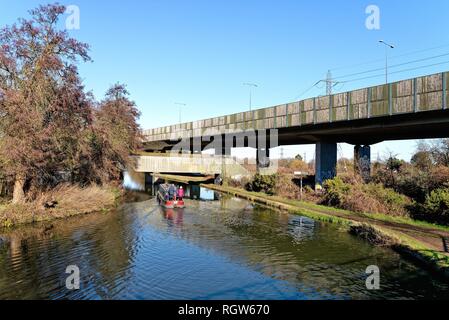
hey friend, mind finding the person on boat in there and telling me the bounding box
[177,186,184,200]
[168,184,177,200]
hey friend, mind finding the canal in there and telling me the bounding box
[0,180,448,299]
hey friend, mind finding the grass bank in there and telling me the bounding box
[0,184,122,228]
[203,183,449,278]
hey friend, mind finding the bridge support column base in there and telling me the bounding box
[190,137,202,154]
[354,145,371,182]
[256,148,270,169]
[190,184,201,200]
[256,130,271,170]
[315,143,337,189]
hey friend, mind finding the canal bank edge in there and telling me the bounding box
[202,184,449,279]
[0,185,123,229]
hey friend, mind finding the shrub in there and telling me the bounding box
[363,183,409,216]
[246,173,277,195]
[340,186,380,213]
[394,166,449,204]
[274,174,300,199]
[395,172,429,203]
[321,177,350,207]
[228,176,252,189]
[422,187,449,222]
[430,166,449,189]
[321,177,410,216]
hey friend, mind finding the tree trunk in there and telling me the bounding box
[12,176,26,204]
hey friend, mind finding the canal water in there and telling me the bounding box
[0,176,448,299]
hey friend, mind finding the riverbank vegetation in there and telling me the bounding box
[0,4,140,226]
[232,139,449,227]
[0,185,121,227]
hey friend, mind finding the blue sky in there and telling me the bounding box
[2,0,449,161]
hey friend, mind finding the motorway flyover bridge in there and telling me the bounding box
[142,71,449,186]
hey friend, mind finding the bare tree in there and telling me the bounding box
[0,4,91,203]
[90,84,142,184]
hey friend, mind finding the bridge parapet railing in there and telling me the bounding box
[287,101,300,127]
[302,98,314,125]
[416,73,444,112]
[370,84,389,117]
[316,96,331,123]
[349,88,369,120]
[332,92,348,121]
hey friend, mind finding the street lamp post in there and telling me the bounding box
[175,102,187,124]
[379,40,395,84]
[243,83,258,111]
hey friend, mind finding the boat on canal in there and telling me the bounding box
[157,184,185,209]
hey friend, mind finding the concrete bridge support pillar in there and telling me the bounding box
[213,134,232,156]
[214,146,231,157]
[144,172,154,194]
[256,147,270,168]
[190,137,202,154]
[213,135,232,180]
[256,130,271,169]
[354,145,371,182]
[315,142,337,189]
[190,184,201,200]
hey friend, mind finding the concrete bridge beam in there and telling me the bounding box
[315,142,337,188]
[354,145,371,182]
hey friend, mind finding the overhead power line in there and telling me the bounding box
[330,42,449,72]
[333,52,449,80]
[294,60,449,100]
[340,59,449,84]
[293,80,321,100]
[294,43,449,101]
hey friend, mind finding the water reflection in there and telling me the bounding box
[124,170,145,191]
[160,208,184,228]
[0,193,448,300]
[0,208,139,299]
[199,188,217,201]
